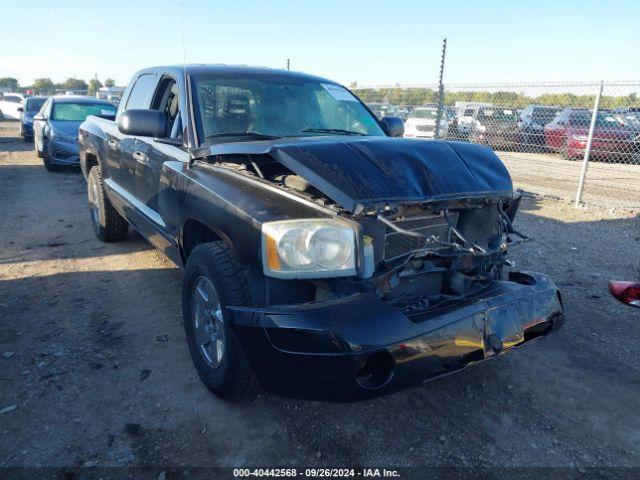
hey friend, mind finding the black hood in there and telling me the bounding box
[201,136,513,213]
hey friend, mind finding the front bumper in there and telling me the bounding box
[566,139,637,159]
[21,122,34,137]
[49,139,80,165]
[230,271,564,400]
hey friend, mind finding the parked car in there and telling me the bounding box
[78,65,564,402]
[519,105,561,148]
[33,96,116,171]
[454,107,481,138]
[469,107,523,150]
[403,106,449,139]
[544,108,636,161]
[19,96,48,141]
[614,112,640,135]
[0,92,30,120]
[367,102,391,119]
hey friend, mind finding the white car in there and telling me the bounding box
[404,107,449,139]
[0,93,28,120]
[455,107,481,135]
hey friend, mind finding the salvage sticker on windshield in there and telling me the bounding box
[321,83,358,102]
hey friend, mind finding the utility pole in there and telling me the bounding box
[286,58,290,71]
[434,38,447,139]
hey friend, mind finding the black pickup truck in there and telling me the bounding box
[78,65,564,402]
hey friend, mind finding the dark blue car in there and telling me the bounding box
[33,96,116,171]
[19,96,48,142]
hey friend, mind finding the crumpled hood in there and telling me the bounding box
[203,136,514,213]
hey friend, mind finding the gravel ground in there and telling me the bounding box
[1,120,639,477]
[499,150,640,210]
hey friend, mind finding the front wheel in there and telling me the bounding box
[42,138,61,171]
[182,242,259,402]
[87,166,129,242]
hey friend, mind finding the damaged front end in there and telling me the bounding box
[199,138,564,399]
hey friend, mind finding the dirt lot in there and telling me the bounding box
[500,150,640,210]
[1,119,639,477]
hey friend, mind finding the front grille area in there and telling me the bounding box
[416,124,435,132]
[384,213,458,261]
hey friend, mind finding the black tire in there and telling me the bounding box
[42,138,61,171]
[87,166,129,242]
[182,242,259,402]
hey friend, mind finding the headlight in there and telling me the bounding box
[262,219,356,278]
[572,134,588,141]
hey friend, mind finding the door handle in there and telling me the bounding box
[132,151,148,163]
[107,139,118,148]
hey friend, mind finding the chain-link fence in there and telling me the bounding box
[353,82,640,210]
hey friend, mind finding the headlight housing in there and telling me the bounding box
[572,134,588,141]
[262,219,357,278]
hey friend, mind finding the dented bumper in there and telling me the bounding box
[230,271,564,400]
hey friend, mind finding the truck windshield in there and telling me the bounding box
[52,103,117,121]
[191,74,385,143]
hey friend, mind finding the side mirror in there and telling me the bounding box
[380,116,405,137]
[118,109,166,137]
[17,106,24,112]
[33,113,45,121]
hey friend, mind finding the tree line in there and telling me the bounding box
[350,86,640,110]
[0,76,118,96]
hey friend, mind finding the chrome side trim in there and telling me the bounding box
[104,178,166,228]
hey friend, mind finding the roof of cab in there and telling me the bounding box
[136,64,338,85]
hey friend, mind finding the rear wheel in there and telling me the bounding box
[182,242,259,402]
[42,138,61,171]
[87,166,129,242]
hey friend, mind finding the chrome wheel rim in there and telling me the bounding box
[191,276,225,369]
[87,173,100,227]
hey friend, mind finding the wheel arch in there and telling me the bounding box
[180,219,235,266]
[81,150,99,180]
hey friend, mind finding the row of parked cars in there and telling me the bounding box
[391,102,640,161]
[0,92,117,170]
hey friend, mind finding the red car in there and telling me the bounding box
[544,108,637,161]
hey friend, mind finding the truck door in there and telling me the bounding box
[105,73,158,200]
[134,76,187,214]
[128,75,188,257]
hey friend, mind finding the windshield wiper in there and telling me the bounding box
[301,128,366,136]
[205,131,280,140]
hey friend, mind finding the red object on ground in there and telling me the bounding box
[608,281,640,308]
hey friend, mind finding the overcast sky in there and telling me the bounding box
[2,0,639,87]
